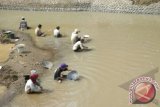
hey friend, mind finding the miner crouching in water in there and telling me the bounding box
[54,63,70,83]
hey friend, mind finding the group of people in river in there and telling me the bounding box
[19,17,90,52]
[19,17,90,94]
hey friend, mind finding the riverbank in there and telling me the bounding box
[0,44,14,62]
[0,0,160,14]
[1,10,160,107]
[0,31,54,106]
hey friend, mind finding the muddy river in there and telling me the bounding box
[1,10,160,107]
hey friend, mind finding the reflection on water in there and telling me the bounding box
[1,10,160,107]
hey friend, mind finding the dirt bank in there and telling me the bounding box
[0,31,54,107]
[0,44,14,62]
[0,0,160,14]
[0,0,160,6]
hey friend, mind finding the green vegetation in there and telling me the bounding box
[0,30,15,44]
[0,33,11,44]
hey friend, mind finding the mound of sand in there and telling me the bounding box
[0,31,54,106]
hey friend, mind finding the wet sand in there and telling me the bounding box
[0,30,54,106]
[1,10,160,107]
[0,44,14,62]
[0,85,6,95]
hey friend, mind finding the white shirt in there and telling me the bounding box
[72,41,84,51]
[53,29,60,37]
[25,79,41,93]
[71,32,79,44]
[35,27,41,36]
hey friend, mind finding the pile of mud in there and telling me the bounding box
[0,65,18,87]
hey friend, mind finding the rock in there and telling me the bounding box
[42,61,53,69]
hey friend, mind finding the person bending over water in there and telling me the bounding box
[53,26,62,37]
[25,72,43,94]
[35,24,45,37]
[72,40,88,52]
[71,29,84,44]
[54,63,70,83]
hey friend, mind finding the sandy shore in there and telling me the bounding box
[0,31,54,106]
[0,44,14,62]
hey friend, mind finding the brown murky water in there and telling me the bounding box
[1,10,160,107]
